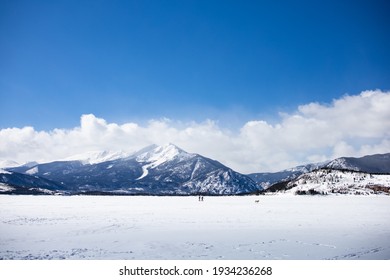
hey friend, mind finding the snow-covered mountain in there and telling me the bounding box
[3,148,389,196]
[7,144,259,195]
[255,153,390,195]
[278,169,390,195]
[0,169,63,195]
[249,153,390,189]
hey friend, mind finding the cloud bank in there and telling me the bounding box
[1,90,389,173]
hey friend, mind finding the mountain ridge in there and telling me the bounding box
[249,153,390,188]
[4,144,259,195]
[1,147,389,196]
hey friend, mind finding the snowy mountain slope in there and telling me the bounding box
[273,169,390,195]
[249,153,390,188]
[0,169,64,195]
[7,144,259,195]
[135,144,194,180]
[10,159,143,192]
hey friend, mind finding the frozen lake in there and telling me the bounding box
[0,195,389,260]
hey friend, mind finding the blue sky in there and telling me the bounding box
[1,0,389,130]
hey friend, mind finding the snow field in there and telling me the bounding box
[0,195,389,260]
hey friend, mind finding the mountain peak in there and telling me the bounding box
[136,143,190,165]
[156,143,186,154]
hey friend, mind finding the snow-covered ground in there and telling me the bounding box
[0,195,389,260]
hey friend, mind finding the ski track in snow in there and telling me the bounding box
[0,195,389,260]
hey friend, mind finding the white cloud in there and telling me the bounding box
[1,90,389,173]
